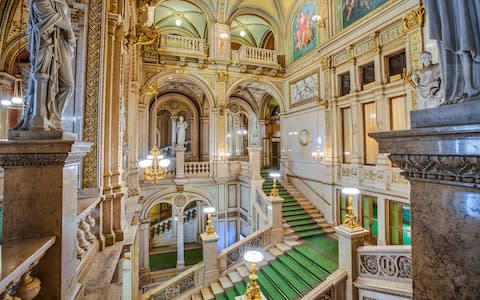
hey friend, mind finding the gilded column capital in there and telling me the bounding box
[402,5,425,32]
[320,56,332,71]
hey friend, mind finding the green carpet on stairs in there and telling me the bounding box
[224,288,238,299]
[270,261,311,293]
[234,281,247,295]
[149,248,203,271]
[286,251,330,279]
[302,235,339,264]
[263,266,302,299]
[295,246,338,272]
[277,255,319,287]
[215,293,228,300]
[257,271,287,300]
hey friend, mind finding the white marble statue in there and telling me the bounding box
[410,52,442,109]
[13,0,75,134]
[424,0,480,104]
[249,112,260,146]
[176,116,188,146]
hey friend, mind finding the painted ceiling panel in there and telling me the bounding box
[155,0,208,38]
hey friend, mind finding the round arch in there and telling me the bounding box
[226,78,286,113]
[150,0,215,25]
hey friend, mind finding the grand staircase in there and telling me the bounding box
[189,171,338,300]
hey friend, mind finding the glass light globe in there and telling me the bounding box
[11,96,23,105]
[1,99,12,106]
[139,159,152,168]
[157,155,164,160]
[240,30,246,37]
[269,172,280,178]
[203,207,215,213]
[244,250,264,263]
[342,187,360,195]
[147,155,153,160]
[175,19,182,26]
[159,159,171,168]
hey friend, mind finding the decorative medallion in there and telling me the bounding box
[169,100,180,110]
[174,194,187,207]
[229,103,240,113]
[298,129,311,147]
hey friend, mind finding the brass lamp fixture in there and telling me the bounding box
[139,147,171,182]
[342,187,361,229]
[269,172,281,198]
[203,207,216,236]
[244,250,264,300]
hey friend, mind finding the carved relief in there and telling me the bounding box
[402,6,425,32]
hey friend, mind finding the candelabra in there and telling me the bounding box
[244,251,264,300]
[139,147,171,182]
[342,187,361,229]
[269,173,280,198]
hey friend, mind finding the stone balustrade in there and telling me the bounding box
[238,45,278,66]
[355,245,413,298]
[76,210,97,261]
[184,161,211,177]
[158,34,207,57]
[141,262,205,300]
[0,237,55,300]
[217,226,272,273]
[303,269,348,300]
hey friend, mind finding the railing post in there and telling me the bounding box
[201,232,219,285]
[175,146,186,178]
[268,196,283,244]
[334,225,369,300]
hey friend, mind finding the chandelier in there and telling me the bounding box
[139,147,171,182]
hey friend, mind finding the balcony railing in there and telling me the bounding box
[184,162,211,177]
[158,34,207,57]
[238,45,278,66]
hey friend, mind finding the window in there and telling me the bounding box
[337,190,348,225]
[388,200,411,245]
[341,107,353,163]
[339,72,350,96]
[390,96,407,130]
[361,195,378,244]
[363,102,378,165]
[388,51,406,79]
[361,63,375,87]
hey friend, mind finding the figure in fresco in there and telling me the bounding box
[424,0,480,104]
[13,0,75,133]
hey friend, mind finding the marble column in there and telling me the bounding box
[0,140,90,299]
[176,216,185,269]
[371,123,480,299]
[199,116,209,161]
[102,194,116,246]
[201,232,219,285]
[175,146,186,178]
[171,116,178,147]
[247,146,262,180]
[127,81,140,196]
[139,221,150,274]
[334,225,369,300]
[0,72,14,139]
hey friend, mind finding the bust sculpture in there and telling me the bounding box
[409,52,442,109]
[10,0,75,139]
[176,116,188,146]
[424,0,480,104]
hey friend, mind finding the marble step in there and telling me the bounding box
[236,266,250,278]
[268,247,283,257]
[200,287,214,300]
[228,271,243,284]
[276,242,292,252]
[210,282,224,296]
[191,293,203,300]
[264,251,275,262]
[283,239,302,247]
[283,228,296,236]
[219,276,233,289]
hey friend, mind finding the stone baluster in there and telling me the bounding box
[77,228,90,250]
[15,271,41,300]
[80,219,95,243]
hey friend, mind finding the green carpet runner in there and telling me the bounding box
[213,170,340,299]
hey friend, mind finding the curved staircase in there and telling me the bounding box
[189,171,339,300]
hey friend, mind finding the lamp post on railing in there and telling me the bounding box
[244,250,264,300]
[341,188,361,228]
[269,173,280,198]
[203,207,216,236]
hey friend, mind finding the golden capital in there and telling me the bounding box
[402,6,425,32]
[320,56,332,71]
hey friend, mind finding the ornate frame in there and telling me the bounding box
[289,71,320,108]
[298,129,311,147]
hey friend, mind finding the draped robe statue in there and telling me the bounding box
[424,0,480,104]
[410,52,442,109]
[13,0,75,135]
[176,116,188,146]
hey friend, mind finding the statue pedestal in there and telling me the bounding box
[371,124,480,299]
[201,233,219,285]
[0,139,90,299]
[175,146,186,179]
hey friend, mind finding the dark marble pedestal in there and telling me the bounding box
[371,124,480,300]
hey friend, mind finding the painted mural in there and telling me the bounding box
[341,0,388,28]
[292,3,317,61]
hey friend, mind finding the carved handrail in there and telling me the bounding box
[142,262,205,300]
[357,245,412,283]
[238,45,278,65]
[184,162,211,177]
[217,225,272,273]
[0,236,56,298]
[159,34,207,57]
[303,269,347,300]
